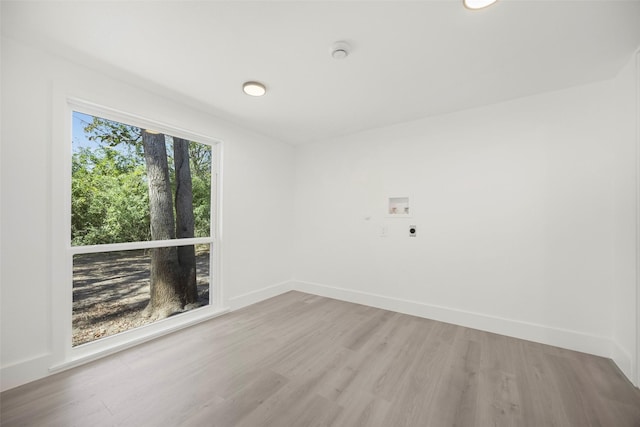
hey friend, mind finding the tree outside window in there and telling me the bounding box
[71,112,214,346]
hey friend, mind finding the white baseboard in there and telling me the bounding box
[227,280,294,311]
[1,353,52,392]
[611,340,636,386]
[3,280,634,392]
[292,280,616,362]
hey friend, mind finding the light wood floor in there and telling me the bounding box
[2,291,639,426]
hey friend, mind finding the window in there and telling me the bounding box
[51,97,223,368]
[70,111,216,346]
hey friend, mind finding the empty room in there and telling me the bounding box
[1,0,640,425]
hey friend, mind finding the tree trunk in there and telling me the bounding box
[173,137,198,306]
[142,131,182,319]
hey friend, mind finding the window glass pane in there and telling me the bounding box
[71,111,211,245]
[72,244,211,346]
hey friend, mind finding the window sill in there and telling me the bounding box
[49,305,230,374]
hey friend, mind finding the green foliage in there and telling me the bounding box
[71,146,150,245]
[84,117,142,149]
[190,141,212,238]
[72,115,212,245]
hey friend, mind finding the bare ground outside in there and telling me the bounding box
[72,248,210,346]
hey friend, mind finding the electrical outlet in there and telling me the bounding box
[409,225,416,237]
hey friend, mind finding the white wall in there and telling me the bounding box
[293,65,638,383]
[610,52,639,384]
[0,37,295,390]
[2,34,637,391]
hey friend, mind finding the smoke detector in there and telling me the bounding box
[330,41,351,60]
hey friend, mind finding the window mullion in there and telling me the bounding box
[70,237,214,255]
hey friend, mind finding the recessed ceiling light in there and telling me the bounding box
[463,0,497,10]
[242,81,266,97]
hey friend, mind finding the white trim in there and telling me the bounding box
[51,82,73,368]
[0,277,628,392]
[70,237,213,254]
[213,143,224,308]
[227,280,294,311]
[292,280,614,360]
[51,85,223,372]
[612,340,634,385]
[67,98,221,148]
[0,354,52,393]
[635,47,640,387]
[53,306,229,374]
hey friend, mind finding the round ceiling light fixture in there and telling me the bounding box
[463,0,497,10]
[330,41,351,60]
[242,81,267,96]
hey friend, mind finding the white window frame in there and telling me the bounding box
[50,96,226,373]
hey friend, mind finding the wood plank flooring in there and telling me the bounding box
[2,291,639,426]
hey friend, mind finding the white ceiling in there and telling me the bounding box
[3,1,640,145]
